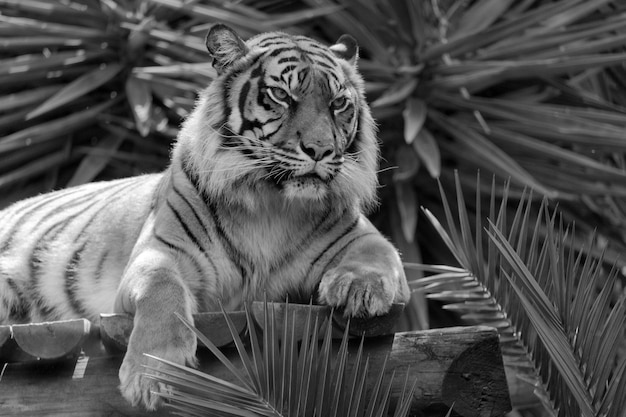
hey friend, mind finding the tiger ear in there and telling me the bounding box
[330,34,358,66]
[206,24,248,74]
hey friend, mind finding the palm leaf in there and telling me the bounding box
[146,302,416,417]
[407,173,626,417]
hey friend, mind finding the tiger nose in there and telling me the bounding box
[300,141,334,161]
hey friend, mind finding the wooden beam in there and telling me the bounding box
[1,321,510,416]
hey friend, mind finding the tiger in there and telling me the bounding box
[0,24,410,409]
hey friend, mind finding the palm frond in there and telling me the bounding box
[407,173,626,417]
[146,302,417,417]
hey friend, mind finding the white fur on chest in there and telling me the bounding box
[216,198,324,274]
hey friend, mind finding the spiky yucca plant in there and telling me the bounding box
[146,303,417,417]
[408,174,626,417]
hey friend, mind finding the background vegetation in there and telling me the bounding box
[1,0,625,416]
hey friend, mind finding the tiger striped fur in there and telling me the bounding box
[0,25,410,409]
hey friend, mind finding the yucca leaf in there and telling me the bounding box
[541,0,614,29]
[148,302,416,417]
[497,271,595,417]
[0,65,94,89]
[313,314,334,415]
[421,209,465,269]
[133,63,216,78]
[125,75,153,137]
[361,353,386,417]
[392,370,417,417]
[155,389,270,417]
[0,0,103,21]
[302,0,391,63]
[0,50,110,76]
[453,171,481,276]
[174,312,255,393]
[482,125,626,181]
[413,173,626,416]
[0,84,62,112]
[143,355,254,401]
[150,0,275,32]
[421,0,583,60]
[431,111,558,197]
[224,305,262,394]
[343,337,366,417]
[601,359,626,417]
[394,181,417,243]
[0,150,70,189]
[327,322,351,417]
[450,0,515,40]
[65,133,127,187]
[0,36,97,50]
[443,404,455,417]
[26,63,122,119]
[370,369,394,417]
[0,14,106,37]
[370,79,417,108]
[0,99,116,153]
[411,128,441,179]
[263,4,345,27]
[401,97,425,146]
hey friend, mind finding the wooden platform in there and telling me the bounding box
[0,322,510,417]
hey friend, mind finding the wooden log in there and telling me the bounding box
[0,319,91,362]
[189,325,511,416]
[99,310,249,352]
[0,300,510,417]
[0,302,402,362]
[332,302,406,337]
[0,325,510,416]
[97,302,403,353]
[365,326,511,416]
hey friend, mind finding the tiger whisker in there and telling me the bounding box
[207,123,270,148]
[196,160,274,175]
[375,166,398,175]
[197,164,274,176]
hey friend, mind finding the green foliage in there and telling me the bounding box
[145,303,416,417]
[408,174,626,417]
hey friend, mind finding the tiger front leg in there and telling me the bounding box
[318,218,410,318]
[114,250,197,411]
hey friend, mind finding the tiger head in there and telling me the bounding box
[178,25,378,213]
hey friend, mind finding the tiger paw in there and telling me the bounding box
[118,326,197,410]
[119,354,168,411]
[318,265,395,318]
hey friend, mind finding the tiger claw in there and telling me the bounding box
[318,265,395,318]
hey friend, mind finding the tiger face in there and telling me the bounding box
[227,35,360,201]
[180,25,378,211]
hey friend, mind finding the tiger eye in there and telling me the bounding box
[267,87,290,105]
[331,96,348,111]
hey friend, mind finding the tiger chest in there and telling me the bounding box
[153,200,324,291]
[214,208,318,277]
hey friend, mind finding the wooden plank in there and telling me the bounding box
[388,326,511,416]
[0,319,91,362]
[0,356,165,417]
[0,325,510,417]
